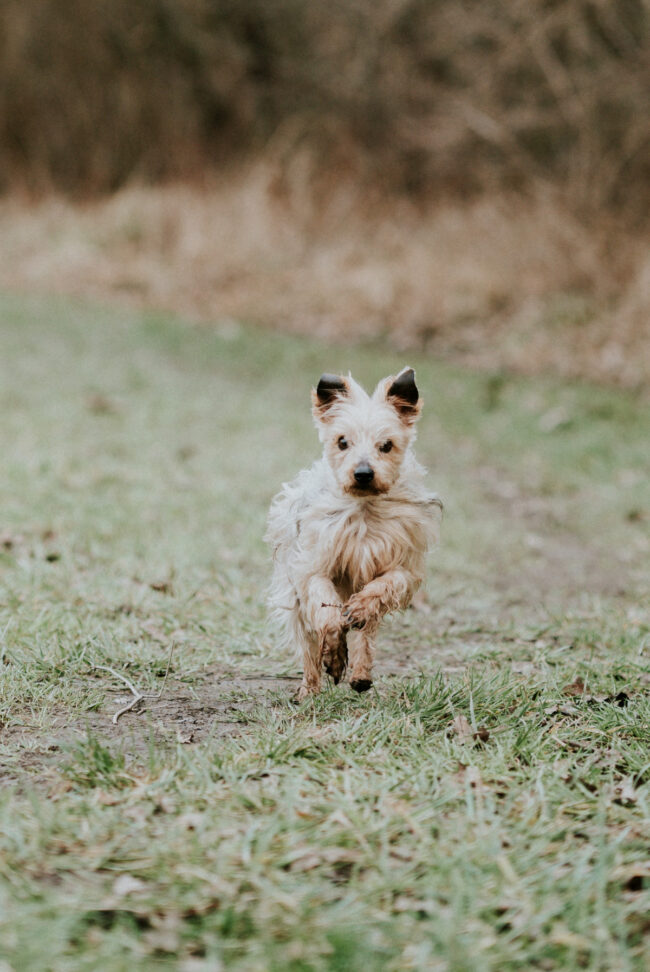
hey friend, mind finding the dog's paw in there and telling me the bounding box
[350,677,373,693]
[342,593,378,630]
[294,683,317,704]
[319,625,348,684]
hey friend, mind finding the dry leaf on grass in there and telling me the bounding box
[451,714,474,742]
[142,927,180,954]
[288,846,361,873]
[562,678,585,697]
[544,703,578,717]
[93,789,122,806]
[560,679,631,707]
[613,778,638,806]
[393,896,436,914]
[149,580,173,594]
[603,691,630,707]
[112,874,147,898]
[612,860,650,892]
[456,763,484,792]
[86,394,119,415]
[449,714,490,744]
[177,812,203,830]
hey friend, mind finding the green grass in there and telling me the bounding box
[1,293,649,971]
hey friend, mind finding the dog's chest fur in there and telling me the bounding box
[267,455,440,609]
[305,494,427,593]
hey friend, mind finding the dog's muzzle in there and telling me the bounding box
[354,464,374,488]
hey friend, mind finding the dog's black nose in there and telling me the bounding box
[354,464,374,487]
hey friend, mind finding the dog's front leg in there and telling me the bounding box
[347,625,377,693]
[343,568,418,631]
[298,575,347,697]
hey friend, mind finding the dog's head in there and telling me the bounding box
[312,367,422,496]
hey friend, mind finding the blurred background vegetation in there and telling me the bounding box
[2,0,649,209]
[1,0,649,382]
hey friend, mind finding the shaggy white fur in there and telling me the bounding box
[266,368,442,699]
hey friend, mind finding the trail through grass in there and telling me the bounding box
[0,294,649,970]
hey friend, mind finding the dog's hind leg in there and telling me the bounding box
[347,625,376,693]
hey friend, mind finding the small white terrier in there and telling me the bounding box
[266,368,442,700]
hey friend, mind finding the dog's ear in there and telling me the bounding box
[385,367,421,424]
[312,373,349,421]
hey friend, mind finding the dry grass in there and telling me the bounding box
[2,162,649,385]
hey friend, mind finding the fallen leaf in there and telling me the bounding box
[539,406,572,433]
[562,678,585,697]
[544,704,577,717]
[450,714,474,742]
[393,896,436,914]
[455,762,484,788]
[150,580,173,594]
[604,691,630,707]
[289,853,321,873]
[141,622,167,643]
[465,765,483,790]
[176,445,196,461]
[143,928,180,954]
[613,778,638,805]
[612,861,650,893]
[288,846,360,873]
[177,812,203,830]
[93,790,121,806]
[450,714,489,744]
[549,925,591,950]
[112,874,146,898]
[154,795,176,814]
[626,508,648,522]
[86,394,118,414]
[124,804,152,824]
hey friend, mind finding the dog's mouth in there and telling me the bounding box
[346,482,387,497]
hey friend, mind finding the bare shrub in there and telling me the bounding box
[0,1,648,216]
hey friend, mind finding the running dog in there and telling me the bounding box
[266,367,442,700]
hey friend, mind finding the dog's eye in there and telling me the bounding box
[379,440,393,453]
[337,436,349,451]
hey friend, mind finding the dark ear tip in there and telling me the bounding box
[388,367,419,405]
[317,372,345,389]
[315,373,348,405]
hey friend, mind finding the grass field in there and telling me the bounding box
[1,294,649,971]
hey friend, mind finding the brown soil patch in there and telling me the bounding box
[1,670,299,789]
[2,642,481,788]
